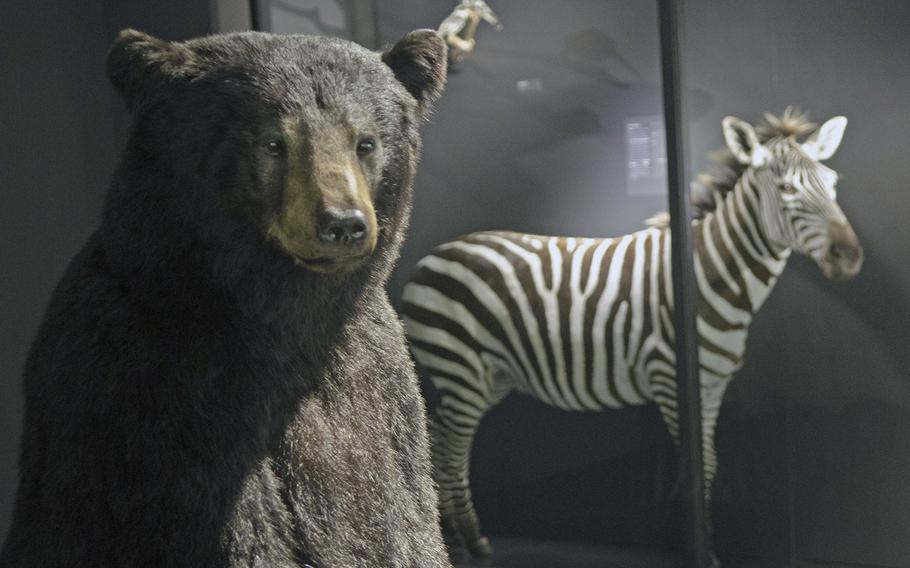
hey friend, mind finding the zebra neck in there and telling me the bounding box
[692,181,791,319]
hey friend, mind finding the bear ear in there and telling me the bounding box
[382,29,447,117]
[107,29,196,110]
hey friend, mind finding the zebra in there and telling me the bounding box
[400,109,864,560]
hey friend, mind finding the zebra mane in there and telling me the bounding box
[646,108,818,228]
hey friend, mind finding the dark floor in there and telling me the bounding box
[453,537,683,568]
[453,538,802,568]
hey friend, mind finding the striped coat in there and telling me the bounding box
[401,111,859,560]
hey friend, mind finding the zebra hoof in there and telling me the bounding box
[468,536,493,559]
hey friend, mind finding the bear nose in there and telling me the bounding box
[317,208,369,245]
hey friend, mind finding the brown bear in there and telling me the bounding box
[0,28,449,568]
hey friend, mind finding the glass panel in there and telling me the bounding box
[682,1,910,566]
[252,2,910,566]
[377,1,682,564]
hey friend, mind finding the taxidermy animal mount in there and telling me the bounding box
[438,0,502,63]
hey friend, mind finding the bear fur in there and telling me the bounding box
[0,28,448,568]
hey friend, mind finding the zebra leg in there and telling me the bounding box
[655,393,722,568]
[699,404,721,568]
[430,411,491,561]
[700,379,729,568]
[429,375,511,561]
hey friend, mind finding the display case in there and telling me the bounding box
[1,1,907,566]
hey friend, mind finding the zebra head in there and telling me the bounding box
[722,114,863,280]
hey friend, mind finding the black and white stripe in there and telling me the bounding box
[401,113,857,558]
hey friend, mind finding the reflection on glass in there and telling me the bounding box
[626,115,667,196]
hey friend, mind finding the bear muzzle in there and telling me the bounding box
[266,128,381,274]
[268,200,378,275]
[294,214,376,274]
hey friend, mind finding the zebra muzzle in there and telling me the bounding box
[820,221,863,280]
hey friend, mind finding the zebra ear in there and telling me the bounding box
[802,116,847,161]
[722,116,769,167]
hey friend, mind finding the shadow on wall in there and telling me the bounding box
[798,246,910,378]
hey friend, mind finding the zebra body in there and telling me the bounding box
[401,111,861,560]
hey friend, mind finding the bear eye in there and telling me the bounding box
[779,182,797,194]
[264,139,284,157]
[356,137,376,157]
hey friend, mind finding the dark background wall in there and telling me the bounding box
[0,0,249,546]
[1,1,908,567]
[1,0,115,544]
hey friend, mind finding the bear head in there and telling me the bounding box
[102,29,446,307]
